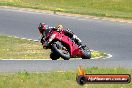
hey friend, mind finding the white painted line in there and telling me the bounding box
[34,40,39,42]
[8,36,13,37]
[106,54,113,59]
[21,38,26,40]
[90,49,94,51]
[14,36,19,38]
[27,39,33,41]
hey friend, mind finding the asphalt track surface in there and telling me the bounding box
[0,8,132,72]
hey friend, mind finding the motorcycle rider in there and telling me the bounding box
[38,23,82,48]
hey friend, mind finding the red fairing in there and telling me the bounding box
[48,30,84,57]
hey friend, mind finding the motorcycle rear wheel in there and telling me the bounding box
[81,47,91,59]
[52,41,70,60]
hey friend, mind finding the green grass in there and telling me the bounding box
[0,67,131,88]
[0,0,132,19]
[0,35,106,59]
[0,35,50,59]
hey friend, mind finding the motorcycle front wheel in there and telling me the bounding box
[50,53,60,60]
[52,41,70,60]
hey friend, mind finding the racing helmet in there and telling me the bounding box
[55,24,63,31]
[38,23,49,34]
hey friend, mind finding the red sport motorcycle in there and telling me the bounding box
[39,27,91,60]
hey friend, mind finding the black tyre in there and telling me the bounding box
[81,47,91,59]
[52,41,70,60]
[50,53,60,60]
[76,75,86,85]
